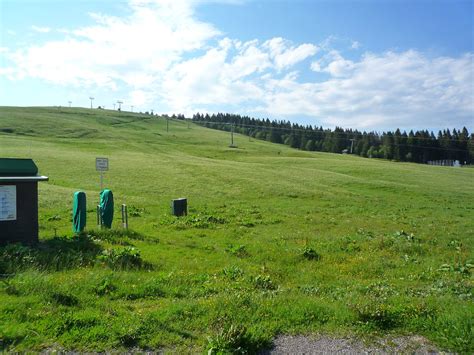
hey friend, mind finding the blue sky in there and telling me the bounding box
[0,0,473,131]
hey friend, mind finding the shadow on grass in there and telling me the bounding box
[0,334,25,351]
[88,228,159,245]
[0,234,102,274]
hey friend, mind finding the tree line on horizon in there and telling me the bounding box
[191,113,474,164]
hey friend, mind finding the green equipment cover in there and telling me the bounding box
[100,189,114,228]
[72,191,87,233]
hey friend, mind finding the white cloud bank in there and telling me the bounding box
[1,0,473,130]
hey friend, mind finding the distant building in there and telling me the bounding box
[427,160,461,167]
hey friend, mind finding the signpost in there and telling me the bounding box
[95,157,109,191]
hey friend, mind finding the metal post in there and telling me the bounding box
[100,172,103,192]
[97,205,101,229]
[350,139,355,154]
[122,204,128,230]
[230,124,234,146]
[125,204,128,229]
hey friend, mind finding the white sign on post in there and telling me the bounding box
[0,185,17,221]
[96,157,109,192]
[96,157,109,172]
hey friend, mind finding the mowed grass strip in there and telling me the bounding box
[0,107,473,352]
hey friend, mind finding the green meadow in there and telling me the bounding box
[0,106,473,352]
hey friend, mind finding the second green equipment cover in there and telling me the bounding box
[100,189,114,228]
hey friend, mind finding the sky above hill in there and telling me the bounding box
[0,0,473,131]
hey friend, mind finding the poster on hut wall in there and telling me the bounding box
[0,185,16,221]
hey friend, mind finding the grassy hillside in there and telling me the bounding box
[0,106,473,352]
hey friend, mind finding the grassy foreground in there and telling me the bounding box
[0,107,473,352]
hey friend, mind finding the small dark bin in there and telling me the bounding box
[171,198,187,217]
[0,158,48,245]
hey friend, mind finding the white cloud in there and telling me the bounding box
[263,37,318,70]
[31,25,51,33]
[351,41,360,49]
[224,40,271,80]
[128,89,153,106]
[310,61,321,72]
[311,50,355,77]
[2,0,220,88]
[160,40,265,112]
